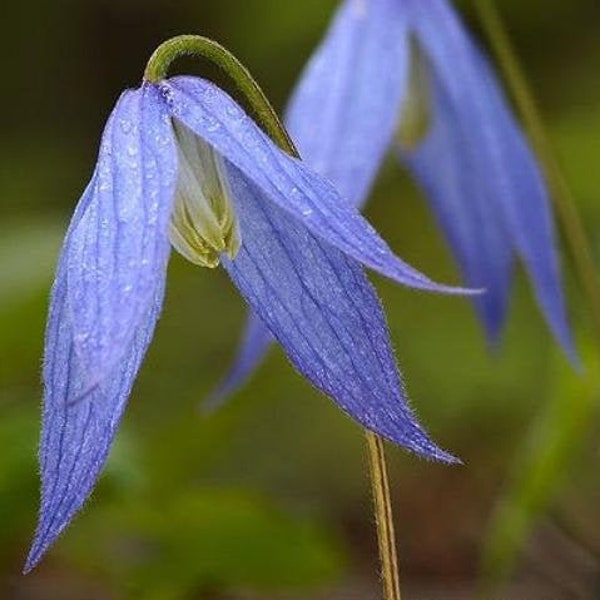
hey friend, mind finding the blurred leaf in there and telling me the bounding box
[0,219,63,310]
[0,408,37,493]
[0,405,149,566]
[0,407,38,566]
[62,488,344,599]
[553,102,600,212]
[482,336,600,589]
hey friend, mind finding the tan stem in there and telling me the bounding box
[365,431,402,600]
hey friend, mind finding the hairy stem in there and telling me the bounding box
[366,432,402,600]
[473,0,600,342]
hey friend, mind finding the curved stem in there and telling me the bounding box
[366,432,402,600]
[472,0,600,343]
[146,34,404,600]
[144,35,297,155]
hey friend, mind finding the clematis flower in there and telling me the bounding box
[26,68,474,570]
[212,0,576,407]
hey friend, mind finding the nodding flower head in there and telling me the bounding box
[26,36,474,572]
[286,0,576,359]
[211,0,577,411]
[170,120,241,267]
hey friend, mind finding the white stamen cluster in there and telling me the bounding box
[170,120,241,268]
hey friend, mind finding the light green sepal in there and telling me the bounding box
[397,40,431,151]
[170,120,241,268]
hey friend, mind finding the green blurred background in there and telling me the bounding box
[1,0,599,598]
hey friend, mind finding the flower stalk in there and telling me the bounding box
[146,34,404,600]
[366,432,402,600]
[144,35,297,156]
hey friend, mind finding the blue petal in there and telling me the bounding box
[221,164,457,462]
[468,50,577,361]
[66,84,177,390]
[25,245,166,572]
[401,71,513,341]
[158,76,472,295]
[207,0,411,406]
[286,0,409,208]
[203,310,273,412]
[195,0,471,406]
[408,0,576,360]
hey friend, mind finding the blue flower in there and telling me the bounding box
[26,73,473,570]
[211,0,576,407]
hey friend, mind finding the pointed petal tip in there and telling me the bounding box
[375,260,485,296]
[476,286,581,370]
[199,369,255,415]
[199,368,249,415]
[23,556,38,576]
[413,439,461,465]
[562,338,582,373]
[24,494,77,575]
[482,323,505,356]
[434,448,463,466]
[198,388,227,416]
[417,281,485,297]
[198,375,246,417]
[547,314,580,370]
[373,420,461,465]
[395,435,461,464]
[23,534,49,575]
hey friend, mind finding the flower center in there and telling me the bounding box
[169,120,241,268]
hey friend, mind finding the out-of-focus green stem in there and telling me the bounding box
[472,0,600,343]
[146,34,404,600]
[473,1,600,593]
[482,341,599,590]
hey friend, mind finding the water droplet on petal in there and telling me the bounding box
[226,105,242,119]
[74,332,90,344]
[120,119,133,134]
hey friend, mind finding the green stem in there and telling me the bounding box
[472,0,600,343]
[366,432,402,600]
[144,35,297,155]
[145,34,403,600]
[473,2,600,592]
